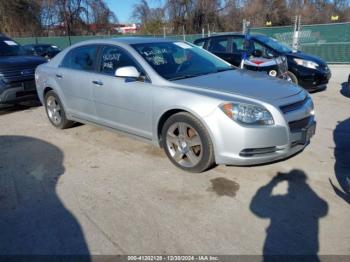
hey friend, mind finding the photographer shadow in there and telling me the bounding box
[330,117,350,204]
[0,136,89,258]
[340,82,350,98]
[250,170,328,261]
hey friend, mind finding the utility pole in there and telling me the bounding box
[182,25,185,41]
[242,19,250,34]
[292,15,301,52]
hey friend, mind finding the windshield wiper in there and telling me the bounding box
[168,72,213,81]
[216,67,235,72]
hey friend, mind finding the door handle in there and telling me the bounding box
[56,74,63,78]
[92,80,103,86]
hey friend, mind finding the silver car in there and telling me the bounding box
[35,38,316,172]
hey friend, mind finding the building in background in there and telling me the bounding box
[115,23,140,34]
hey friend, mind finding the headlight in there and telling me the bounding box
[220,103,274,125]
[293,58,318,69]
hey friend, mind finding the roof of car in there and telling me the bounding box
[66,37,182,49]
[194,33,267,42]
[111,37,175,44]
[0,35,12,41]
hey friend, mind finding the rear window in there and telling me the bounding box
[61,45,97,71]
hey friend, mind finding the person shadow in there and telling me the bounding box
[0,136,90,259]
[330,117,350,204]
[340,82,350,98]
[250,170,328,261]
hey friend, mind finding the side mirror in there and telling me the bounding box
[252,49,263,57]
[115,66,140,79]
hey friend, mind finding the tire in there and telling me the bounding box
[287,71,298,84]
[161,112,215,173]
[44,90,73,129]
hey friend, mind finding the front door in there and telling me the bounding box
[207,36,233,64]
[92,45,153,139]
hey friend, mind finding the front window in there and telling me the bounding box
[231,37,246,53]
[132,41,234,80]
[0,39,26,56]
[99,45,141,76]
[255,35,292,53]
[208,37,229,53]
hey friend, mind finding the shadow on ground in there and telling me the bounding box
[340,82,350,98]
[330,117,350,204]
[0,101,41,116]
[250,169,328,261]
[0,136,90,258]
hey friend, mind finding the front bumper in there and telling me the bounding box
[204,107,315,166]
[0,81,38,104]
[294,67,331,91]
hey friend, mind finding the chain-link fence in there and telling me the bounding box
[251,22,350,63]
[13,22,350,63]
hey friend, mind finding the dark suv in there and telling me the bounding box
[0,35,46,105]
[194,34,331,91]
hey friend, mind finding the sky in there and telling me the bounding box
[104,0,163,24]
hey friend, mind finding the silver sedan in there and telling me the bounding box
[35,38,316,172]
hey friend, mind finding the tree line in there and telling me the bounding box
[0,0,117,37]
[1,0,349,37]
[133,0,350,34]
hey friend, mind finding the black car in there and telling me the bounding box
[0,35,46,105]
[194,34,331,91]
[23,44,61,59]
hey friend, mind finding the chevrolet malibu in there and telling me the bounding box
[35,38,316,172]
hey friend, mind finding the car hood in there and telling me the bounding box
[173,69,303,102]
[286,51,327,66]
[0,55,47,69]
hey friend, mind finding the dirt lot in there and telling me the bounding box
[0,65,349,256]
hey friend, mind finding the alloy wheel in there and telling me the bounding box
[166,122,203,168]
[46,95,62,125]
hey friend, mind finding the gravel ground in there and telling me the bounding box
[0,65,349,256]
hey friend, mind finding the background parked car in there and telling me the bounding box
[0,34,46,106]
[23,44,61,59]
[194,34,331,91]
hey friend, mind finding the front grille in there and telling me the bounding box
[240,146,278,157]
[7,80,36,90]
[289,116,312,132]
[280,97,311,114]
[1,67,35,83]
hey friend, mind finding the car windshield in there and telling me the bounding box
[255,35,292,53]
[0,39,26,56]
[132,41,234,80]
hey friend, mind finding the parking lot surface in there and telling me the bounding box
[0,65,349,256]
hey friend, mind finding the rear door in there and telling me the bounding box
[57,44,100,122]
[207,36,233,63]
